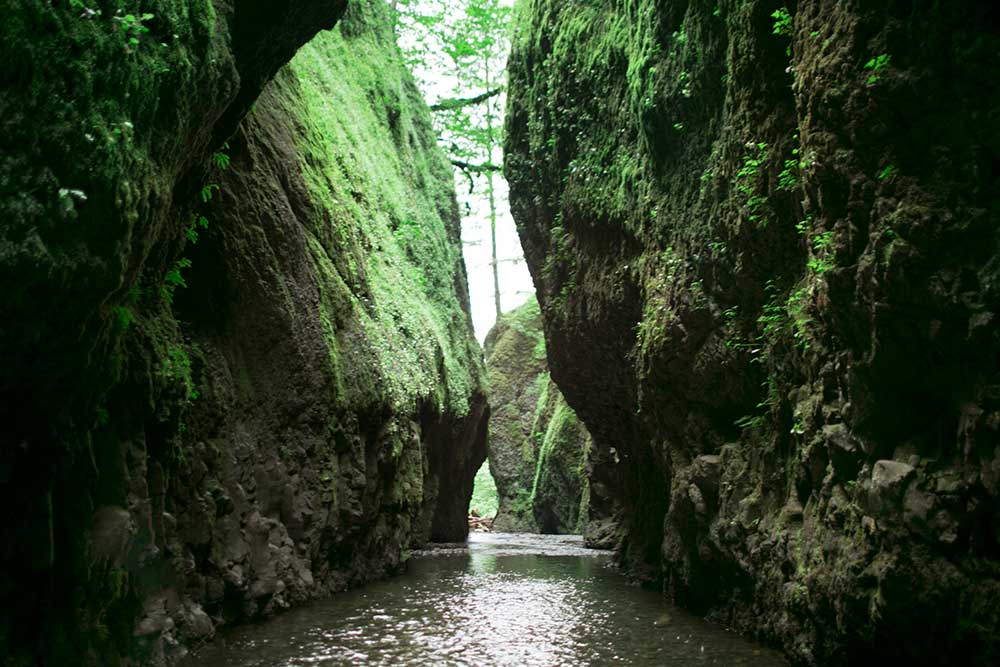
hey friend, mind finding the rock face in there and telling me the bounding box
[485,298,589,534]
[506,1,1000,664]
[0,1,486,664]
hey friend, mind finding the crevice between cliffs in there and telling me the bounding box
[5,1,1000,666]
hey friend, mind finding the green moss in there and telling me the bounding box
[508,0,1000,661]
[2,0,485,661]
[509,0,707,236]
[530,391,589,533]
[486,297,589,533]
[276,2,483,417]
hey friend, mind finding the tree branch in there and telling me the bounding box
[430,88,504,112]
[450,159,502,173]
[455,166,476,194]
[450,159,502,193]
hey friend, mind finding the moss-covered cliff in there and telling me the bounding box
[506,0,1000,664]
[0,1,486,664]
[485,297,589,534]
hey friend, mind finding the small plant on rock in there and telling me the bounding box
[864,54,891,84]
[160,257,191,304]
[807,231,834,274]
[771,7,792,36]
[113,11,154,47]
[736,142,770,225]
[200,183,220,203]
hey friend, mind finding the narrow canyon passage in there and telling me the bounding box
[180,533,787,667]
[2,0,998,666]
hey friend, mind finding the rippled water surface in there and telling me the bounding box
[181,533,787,667]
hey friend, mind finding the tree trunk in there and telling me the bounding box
[484,54,502,321]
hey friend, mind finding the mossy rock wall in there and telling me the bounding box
[0,0,486,664]
[506,0,1000,664]
[485,297,589,534]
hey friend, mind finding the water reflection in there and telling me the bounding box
[180,533,787,667]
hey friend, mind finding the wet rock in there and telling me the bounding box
[687,484,708,517]
[485,298,591,534]
[903,485,936,529]
[825,424,864,475]
[505,0,1000,662]
[868,461,917,516]
[871,460,916,494]
[89,506,135,566]
[174,602,214,643]
[929,510,961,545]
[1,0,495,658]
[691,455,722,500]
[135,595,175,638]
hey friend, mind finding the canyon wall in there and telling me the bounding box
[0,0,485,664]
[484,298,589,533]
[506,0,1000,663]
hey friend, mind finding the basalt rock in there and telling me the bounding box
[506,0,1000,664]
[484,297,590,534]
[0,0,485,664]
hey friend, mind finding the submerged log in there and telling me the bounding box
[467,515,494,532]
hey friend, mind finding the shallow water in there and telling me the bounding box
[180,532,787,667]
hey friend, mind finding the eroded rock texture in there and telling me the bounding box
[506,0,1000,663]
[0,1,485,664]
[484,298,589,533]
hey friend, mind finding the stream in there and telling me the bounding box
[180,533,787,666]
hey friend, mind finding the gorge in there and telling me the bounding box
[1,0,998,665]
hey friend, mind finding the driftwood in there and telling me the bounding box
[467,513,494,532]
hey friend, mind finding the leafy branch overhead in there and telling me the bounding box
[450,159,501,173]
[430,87,504,111]
[395,0,515,320]
[451,159,502,193]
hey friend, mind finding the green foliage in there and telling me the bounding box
[878,164,895,180]
[159,341,198,402]
[164,259,190,289]
[185,214,209,243]
[796,214,813,236]
[778,137,801,191]
[786,285,812,349]
[111,305,133,332]
[807,231,834,274]
[113,11,154,47]
[395,0,520,317]
[736,142,769,189]
[778,159,799,190]
[199,183,219,203]
[735,413,766,430]
[396,0,511,177]
[736,280,782,364]
[69,0,100,16]
[164,149,222,305]
[736,142,770,225]
[211,144,231,170]
[771,7,792,36]
[393,216,423,243]
[864,53,891,84]
[469,461,499,517]
[160,257,191,304]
